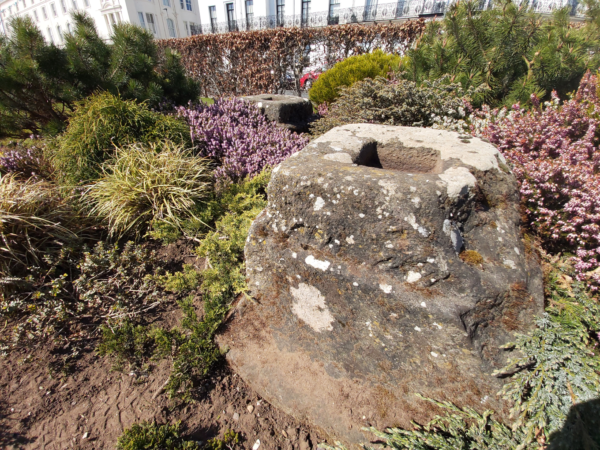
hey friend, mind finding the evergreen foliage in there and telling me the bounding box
[308,50,403,105]
[53,92,190,185]
[0,12,199,137]
[402,0,600,106]
[117,421,200,450]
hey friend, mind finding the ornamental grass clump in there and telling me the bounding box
[0,174,79,279]
[86,141,213,238]
[474,71,600,289]
[177,98,309,185]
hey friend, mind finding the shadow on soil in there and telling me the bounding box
[0,399,33,449]
[547,398,600,450]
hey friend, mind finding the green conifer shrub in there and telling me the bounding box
[53,92,190,185]
[402,0,600,106]
[0,13,199,137]
[308,50,403,106]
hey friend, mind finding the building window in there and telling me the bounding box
[47,27,54,43]
[146,13,157,35]
[51,3,57,16]
[67,22,72,32]
[185,0,192,11]
[328,0,339,24]
[57,25,63,42]
[163,0,170,7]
[190,22,201,35]
[184,20,189,35]
[72,0,78,10]
[33,9,39,20]
[364,0,376,20]
[167,18,176,37]
[301,0,309,26]
[60,0,67,13]
[245,0,253,28]
[84,0,89,7]
[209,6,217,32]
[180,0,184,9]
[138,11,145,28]
[226,3,236,31]
[276,0,284,26]
[42,6,48,19]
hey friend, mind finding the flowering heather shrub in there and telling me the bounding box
[0,143,53,181]
[475,72,600,289]
[177,98,309,185]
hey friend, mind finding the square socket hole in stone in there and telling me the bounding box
[358,140,442,174]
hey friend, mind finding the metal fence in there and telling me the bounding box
[188,0,583,35]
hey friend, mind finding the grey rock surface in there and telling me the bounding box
[218,124,544,447]
[241,94,313,132]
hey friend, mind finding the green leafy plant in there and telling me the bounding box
[311,76,474,136]
[86,140,213,238]
[309,50,403,105]
[53,92,190,185]
[153,171,270,399]
[97,320,155,371]
[117,421,200,450]
[159,265,202,294]
[203,430,240,450]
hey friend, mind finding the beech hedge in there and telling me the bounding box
[157,21,425,98]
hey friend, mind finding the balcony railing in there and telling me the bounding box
[187,0,583,35]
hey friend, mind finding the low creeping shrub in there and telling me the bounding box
[117,421,200,450]
[178,99,308,186]
[98,320,156,371]
[308,50,403,106]
[53,92,191,185]
[310,76,474,137]
[86,141,213,238]
[1,241,164,350]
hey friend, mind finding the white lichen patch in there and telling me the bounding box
[290,283,334,332]
[378,179,397,196]
[379,284,392,294]
[410,186,417,192]
[346,235,355,244]
[514,247,520,255]
[359,213,365,218]
[314,197,325,211]
[438,167,477,199]
[430,352,439,358]
[414,326,422,332]
[406,271,422,283]
[292,252,297,259]
[411,197,421,207]
[405,214,419,230]
[305,255,330,271]
[503,259,517,269]
[420,301,427,308]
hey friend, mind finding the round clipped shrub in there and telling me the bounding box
[308,50,403,106]
[53,92,191,185]
[87,141,213,238]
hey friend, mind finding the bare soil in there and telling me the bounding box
[0,340,326,449]
[0,239,327,450]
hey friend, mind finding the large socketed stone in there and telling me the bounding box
[218,124,544,446]
[241,94,313,132]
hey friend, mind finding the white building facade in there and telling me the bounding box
[0,0,584,42]
[0,0,204,40]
